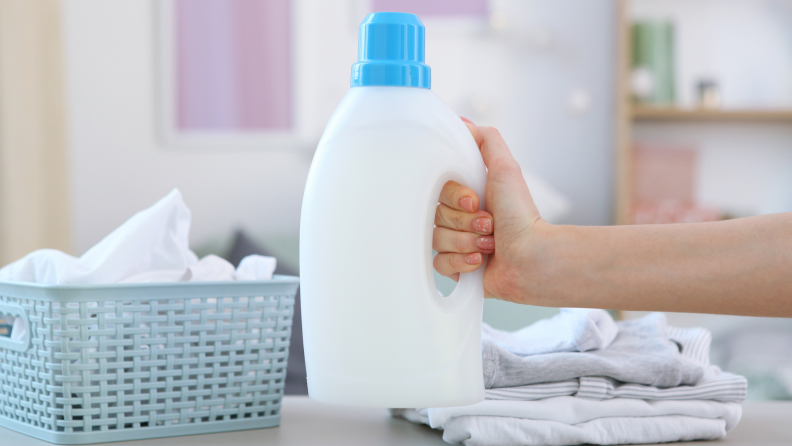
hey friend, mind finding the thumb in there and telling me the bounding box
[464,123,516,173]
[463,122,542,228]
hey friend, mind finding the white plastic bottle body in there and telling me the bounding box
[300,86,487,407]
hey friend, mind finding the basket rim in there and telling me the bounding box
[0,274,299,289]
[0,275,299,302]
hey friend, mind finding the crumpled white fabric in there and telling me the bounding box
[0,189,196,284]
[481,308,618,356]
[0,189,275,285]
[235,255,277,281]
[0,189,278,340]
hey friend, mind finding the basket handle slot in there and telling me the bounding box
[0,303,30,352]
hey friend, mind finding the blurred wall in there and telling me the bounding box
[62,0,617,262]
[472,0,618,227]
[62,0,313,261]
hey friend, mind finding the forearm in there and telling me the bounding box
[526,213,792,316]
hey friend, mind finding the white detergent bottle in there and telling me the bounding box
[300,12,487,408]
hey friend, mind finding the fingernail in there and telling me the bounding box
[476,236,494,250]
[473,218,492,233]
[459,197,473,212]
[464,253,482,265]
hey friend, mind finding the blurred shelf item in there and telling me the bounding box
[632,107,792,122]
[613,0,792,225]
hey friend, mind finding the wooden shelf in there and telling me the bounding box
[632,107,792,122]
[612,0,792,225]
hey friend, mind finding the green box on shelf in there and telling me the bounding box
[632,20,676,105]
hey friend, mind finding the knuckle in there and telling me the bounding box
[441,181,459,200]
[457,185,473,197]
[453,213,466,230]
[435,206,449,227]
[480,126,501,138]
[433,254,447,272]
[494,158,521,175]
[448,254,462,270]
[454,232,466,252]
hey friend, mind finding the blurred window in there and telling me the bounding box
[174,0,292,131]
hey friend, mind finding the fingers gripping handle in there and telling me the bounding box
[429,172,487,311]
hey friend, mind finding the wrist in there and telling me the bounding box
[521,221,575,307]
[494,219,573,307]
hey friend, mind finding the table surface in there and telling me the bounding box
[2,397,791,446]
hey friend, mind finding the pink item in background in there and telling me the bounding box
[175,0,292,131]
[633,145,697,203]
[372,0,488,17]
[632,144,722,224]
[633,200,722,225]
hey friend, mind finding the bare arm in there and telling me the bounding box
[521,214,792,317]
[433,119,792,317]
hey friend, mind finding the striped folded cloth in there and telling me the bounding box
[485,365,746,403]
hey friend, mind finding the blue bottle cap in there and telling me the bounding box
[351,12,431,89]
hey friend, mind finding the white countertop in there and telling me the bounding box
[2,396,791,445]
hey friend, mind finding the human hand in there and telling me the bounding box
[432,179,495,282]
[432,118,549,301]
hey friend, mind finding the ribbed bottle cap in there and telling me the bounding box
[351,12,431,89]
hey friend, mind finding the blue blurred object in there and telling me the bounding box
[351,12,431,88]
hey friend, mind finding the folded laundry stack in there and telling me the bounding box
[392,309,746,446]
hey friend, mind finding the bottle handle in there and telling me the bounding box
[428,171,487,311]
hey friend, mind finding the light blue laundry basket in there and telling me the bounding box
[0,275,298,444]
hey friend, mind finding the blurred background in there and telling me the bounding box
[1,0,792,399]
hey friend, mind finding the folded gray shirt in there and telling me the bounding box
[485,366,747,403]
[482,312,707,389]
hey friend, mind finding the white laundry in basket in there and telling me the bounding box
[0,188,276,340]
[0,189,277,286]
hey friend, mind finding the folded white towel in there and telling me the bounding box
[393,397,741,445]
[423,397,741,431]
[439,414,731,446]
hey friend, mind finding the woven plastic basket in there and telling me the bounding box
[0,275,298,444]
